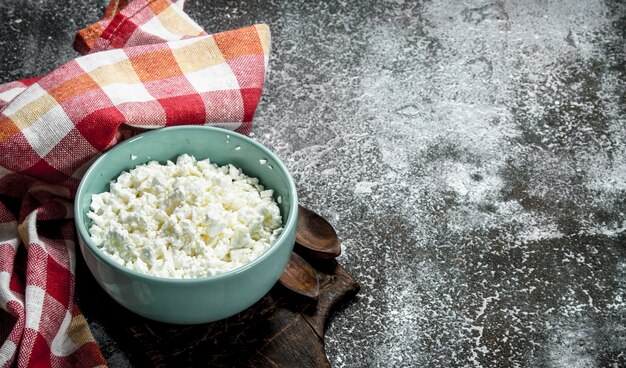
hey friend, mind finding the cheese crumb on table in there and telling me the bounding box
[87,154,283,279]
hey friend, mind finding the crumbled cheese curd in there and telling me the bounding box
[87,154,283,279]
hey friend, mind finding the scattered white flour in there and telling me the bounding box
[87,154,283,279]
[250,0,626,366]
[354,181,377,194]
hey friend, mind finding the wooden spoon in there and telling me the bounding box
[295,205,341,260]
[279,252,320,299]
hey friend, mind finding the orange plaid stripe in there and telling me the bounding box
[0,116,19,143]
[213,25,266,60]
[49,74,100,103]
[130,48,183,82]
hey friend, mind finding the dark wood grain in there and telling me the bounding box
[295,206,342,260]
[279,252,320,299]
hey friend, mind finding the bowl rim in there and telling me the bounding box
[74,126,298,284]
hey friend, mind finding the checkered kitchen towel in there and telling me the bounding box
[0,0,270,366]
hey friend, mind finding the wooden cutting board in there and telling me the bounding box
[77,257,359,367]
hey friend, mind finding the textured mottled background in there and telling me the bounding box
[1,0,625,367]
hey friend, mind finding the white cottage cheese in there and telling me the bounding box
[87,154,283,279]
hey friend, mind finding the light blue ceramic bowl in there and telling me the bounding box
[74,126,298,324]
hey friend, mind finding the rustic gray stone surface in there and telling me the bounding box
[1,0,625,366]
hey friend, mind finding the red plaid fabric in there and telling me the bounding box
[74,0,206,54]
[0,0,271,366]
